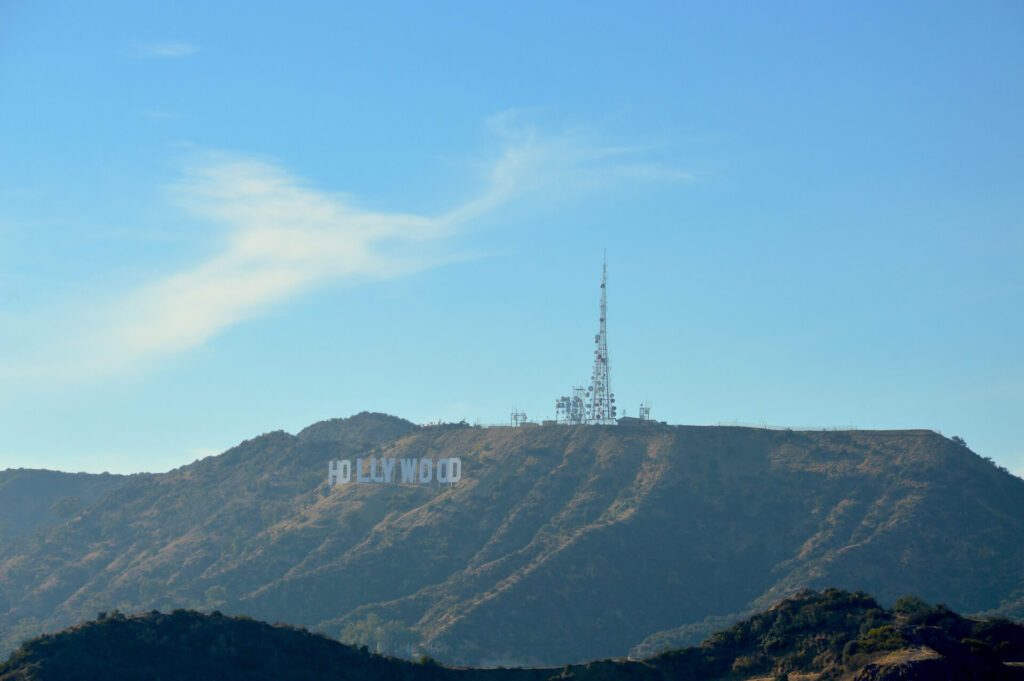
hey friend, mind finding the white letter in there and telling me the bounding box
[356,458,370,483]
[382,458,396,483]
[448,458,462,483]
[339,459,351,483]
[437,458,450,484]
[418,458,433,484]
[370,456,384,483]
[400,458,417,483]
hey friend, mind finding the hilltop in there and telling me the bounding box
[2,590,1023,680]
[1,413,1023,664]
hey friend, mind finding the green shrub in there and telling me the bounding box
[855,625,903,653]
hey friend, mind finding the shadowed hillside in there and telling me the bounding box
[2,591,1023,680]
[1,413,1023,665]
[0,469,129,544]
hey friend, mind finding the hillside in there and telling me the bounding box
[2,590,1023,680]
[1,413,1023,665]
[0,469,128,544]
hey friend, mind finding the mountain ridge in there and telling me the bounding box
[0,469,130,544]
[1,413,1022,665]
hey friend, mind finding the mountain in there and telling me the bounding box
[1,413,1023,665]
[0,469,129,544]
[2,590,1023,680]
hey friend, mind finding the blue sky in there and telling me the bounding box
[1,1,1021,475]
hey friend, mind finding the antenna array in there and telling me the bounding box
[555,254,617,425]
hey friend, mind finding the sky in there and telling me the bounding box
[0,1,1022,476]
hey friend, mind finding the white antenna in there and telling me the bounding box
[554,253,618,425]
[587,252,616,424]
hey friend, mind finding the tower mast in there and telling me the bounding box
[587,253,616,424]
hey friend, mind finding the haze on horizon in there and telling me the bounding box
[0,2,1021,476]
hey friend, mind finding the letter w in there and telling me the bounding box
[400,459,417,484]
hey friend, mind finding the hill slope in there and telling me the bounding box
[1,413,1023,665]
[0,469,128,543]
[2,590,1023,680]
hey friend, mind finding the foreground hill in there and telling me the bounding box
[2,590,1022,680]
[2,413,1023,665]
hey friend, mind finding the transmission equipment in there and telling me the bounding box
[555,254,617,425]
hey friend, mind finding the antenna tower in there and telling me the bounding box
[586,253,616,424]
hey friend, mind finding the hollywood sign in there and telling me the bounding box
[327,457,462,486]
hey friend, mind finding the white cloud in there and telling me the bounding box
[0,118,690,382]
[134,42,201,58]
[94,155,456,369]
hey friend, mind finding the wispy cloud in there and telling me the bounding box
[0,116,690,382]
[134,42,201,58]
[105,154,452,364]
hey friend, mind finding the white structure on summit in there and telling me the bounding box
[328,456,462,486]
[555,254,617,425]
[587,255,616,424]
